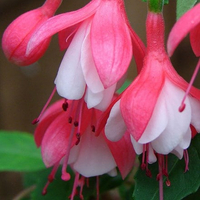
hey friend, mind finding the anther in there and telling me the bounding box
[179,103,186,112]
[68,117,72,123]
[166,179,171,187]
[32,118,39,125]
[74,121,79,127]
[91,125,96,132]
[62,101,68,111]
[146,169,152,177]
[75,133,81,145]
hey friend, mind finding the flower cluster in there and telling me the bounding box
[2,0,200,199]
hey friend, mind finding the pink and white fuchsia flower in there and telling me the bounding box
[167,3,200,111]
[34,98,135,199]
[105,11,200,181]
[27,0,145,110]
[2,0,62,66]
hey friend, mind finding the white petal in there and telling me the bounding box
[148,145,157,164]
[151,80,191,154]
[72,129,116,177]
[105,100,126,142]
[130,135,143,155]
[55,21,91,99]
[179,128,191,149]
[171,146,183,159]
[107,168,117,177]
[189,96,200,132]
[138,89,168,144]
[84,87,104,109]
[94,83,116,111]
[81,28,104,93]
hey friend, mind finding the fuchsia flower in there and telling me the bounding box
[27,0,145,110]
[167,3,200,110]
[35,98,135,198]
[105,11,200,180]
[2,0,62,66]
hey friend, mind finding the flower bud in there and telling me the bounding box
[2,0,62,66]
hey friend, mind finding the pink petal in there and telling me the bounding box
[34,99,64,147]
[105,132,136,179]
[91,0,132,88]
[120,56,165,141]
[190,23,200,57]
[41,113,77,167]
[27,0,101,54]
[167,3,200,56]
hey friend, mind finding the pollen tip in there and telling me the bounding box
[32,118,39,125]
[166,179,171,187]
[179,103,185,112]
[42,189,47,196]
[61,172,71,181]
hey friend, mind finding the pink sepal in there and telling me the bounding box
[105,131,136,179]
[120,55,165,141]
[27,0,101,54]
[167,3,200,56]
[90,0,132,88]
[34,99,64,147]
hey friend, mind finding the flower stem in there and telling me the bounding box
[148,0,164,13]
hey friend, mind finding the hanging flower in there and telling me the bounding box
[2,0,62,66]
[105,11,200,182]
[26,0,145,109]
[34,98,135,198]
[167,3,200,110]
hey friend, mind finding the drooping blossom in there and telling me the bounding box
[105,10,200,193]
[167,3,200,110]
[27,0,145,110]
[2,0,62,66]
[34,98,135,198]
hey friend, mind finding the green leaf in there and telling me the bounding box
[142,0,169,4]
[176,0,197,20]
[0,131,45,172]
[133,135,200,200]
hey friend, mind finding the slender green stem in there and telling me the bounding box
[148,0,164,13]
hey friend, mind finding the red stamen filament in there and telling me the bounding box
[157,155,164,200]
[32,87,56,124]
[179,59,200,112]
[70,173,80,200]
[42,161,60,195]
[61,124,75,181]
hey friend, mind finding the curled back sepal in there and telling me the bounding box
[2,0,62,66]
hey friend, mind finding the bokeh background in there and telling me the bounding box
[0,0,199,199]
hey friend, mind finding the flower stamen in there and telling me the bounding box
[32,87,56,124]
